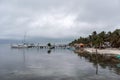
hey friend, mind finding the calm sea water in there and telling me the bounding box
[0,44,120,80]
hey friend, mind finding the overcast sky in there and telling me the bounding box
[0,0,120,42]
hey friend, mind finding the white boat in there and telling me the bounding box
[11,32,30,48]
[11,44,28,48]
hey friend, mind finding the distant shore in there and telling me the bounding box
[84,48,120,55]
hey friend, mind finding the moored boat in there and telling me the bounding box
[11,44,28,48]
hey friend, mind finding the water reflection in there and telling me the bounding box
[0,45,120,80]
[47,50,51,54]
[75,51,120,75]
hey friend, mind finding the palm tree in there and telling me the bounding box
[111,29,120,47]
[98,31,106,47]
[69,29,120,48]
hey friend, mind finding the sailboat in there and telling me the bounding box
[11,33,29,48]
[11,43,28,48]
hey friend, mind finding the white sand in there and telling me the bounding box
[85,48,120,54]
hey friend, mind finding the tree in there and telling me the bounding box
[98,31,106,47]
[110,29,120,48]
[69,29,120,48]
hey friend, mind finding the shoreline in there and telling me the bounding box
[84,48,120,55]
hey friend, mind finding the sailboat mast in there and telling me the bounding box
[23,32,27,43]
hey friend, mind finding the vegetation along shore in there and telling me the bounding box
[69,29,120,54]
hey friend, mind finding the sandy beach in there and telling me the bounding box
[84,48,120,55]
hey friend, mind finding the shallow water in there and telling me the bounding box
[0,44,120,80]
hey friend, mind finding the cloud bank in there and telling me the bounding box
[0,0,120,41]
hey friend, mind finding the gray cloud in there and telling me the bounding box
[0,0,120,42]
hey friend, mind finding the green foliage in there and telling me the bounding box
[69,29,120,48]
